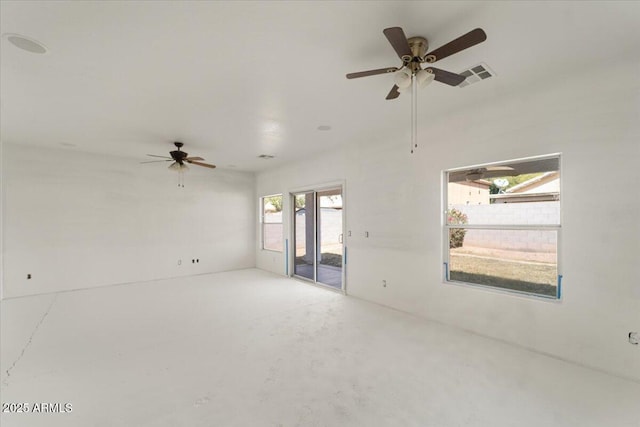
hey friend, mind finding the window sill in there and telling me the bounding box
[261,248,283,254]
[443,279,562,302]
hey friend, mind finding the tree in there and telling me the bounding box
[265,196,283,212]
[488,173,545,194]
[448,208,468,248]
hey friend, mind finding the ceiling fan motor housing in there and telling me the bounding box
[404,37,429,74]
[170,150,188,164]
[408,36,428,60]
[169,141,187,163]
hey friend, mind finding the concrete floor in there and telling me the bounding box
[1,269,638,427]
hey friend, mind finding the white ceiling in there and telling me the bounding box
[1,1,639,172]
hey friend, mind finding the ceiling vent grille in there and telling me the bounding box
[458,63,495,88]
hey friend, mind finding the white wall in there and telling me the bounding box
[2,143,256,299]
[256,60,640,381]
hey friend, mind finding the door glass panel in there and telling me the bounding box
[317,189,343,289]
[294,192,315,280]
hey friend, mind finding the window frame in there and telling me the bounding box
[442,154,562,300]
[260,194,284,252]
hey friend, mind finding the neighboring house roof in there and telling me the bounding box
[491,171,560,203]
[505,171,559,194]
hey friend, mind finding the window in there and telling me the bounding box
[261,194,283,252]
[444,154,561,299]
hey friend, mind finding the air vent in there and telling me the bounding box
[258,154,275,159]
[458,63,495,88]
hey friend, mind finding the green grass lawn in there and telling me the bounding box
[295,253,342,268]
[449,254,557,297]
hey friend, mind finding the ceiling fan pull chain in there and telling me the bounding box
[411,75,418,153]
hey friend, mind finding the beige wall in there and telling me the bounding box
[447,181,490,207]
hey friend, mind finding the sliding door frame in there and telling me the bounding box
[287,180,346,294]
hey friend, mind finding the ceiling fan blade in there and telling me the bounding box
[346,67,398,79]
[448,171,469,183]
[146,154,172,159]
[448,166,517,183]
[385,85,400,100]
[185,156,204,161]
[485,166,515,172]
[187,160,216,169]
[426,67,467,86]
[481,170,519,179]
[140,159,173,164]
[383,27,412,60]
[425,28,487,63]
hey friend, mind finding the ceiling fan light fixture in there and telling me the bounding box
[394,67,412,89]
[416,69,435,88]
[168,162,188,172]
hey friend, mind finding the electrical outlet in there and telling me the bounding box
[629,332,639,345]
[382,280,387,287]
[27,274,32,279]
[178,259,182,266]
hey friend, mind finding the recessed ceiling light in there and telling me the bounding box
[258,154,275,159]
[3,33,47,54]
[263,120,282,134]
[317,125,331,131]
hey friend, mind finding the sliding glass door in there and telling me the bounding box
[293,192,315,281]
[316,189,343,288]
[292,187,343,290]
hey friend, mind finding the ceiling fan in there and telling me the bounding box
[141,142,216,170]
[346,27,487,99]
[449,166,517,183]
[142,142,215,187]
